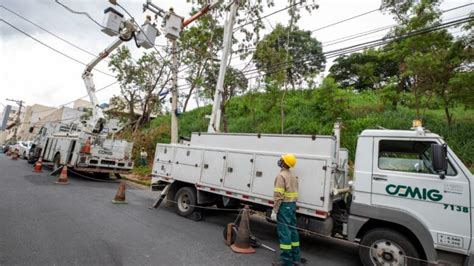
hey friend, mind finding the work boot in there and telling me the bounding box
[293,258,307,265]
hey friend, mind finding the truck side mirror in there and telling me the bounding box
[432,144,447,179]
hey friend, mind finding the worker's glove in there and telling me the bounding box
[270,211,277,221]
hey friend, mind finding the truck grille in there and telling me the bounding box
[101,160,116,166]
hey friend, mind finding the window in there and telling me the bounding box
[378,140,456,176]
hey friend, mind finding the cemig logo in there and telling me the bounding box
[385,184,443,202]
[98,150,113,155]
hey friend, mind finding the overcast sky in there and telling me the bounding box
[0,0,471,111]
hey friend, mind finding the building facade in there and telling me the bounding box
[17,104,57,141]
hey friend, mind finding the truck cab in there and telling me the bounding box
[349,126,473,265]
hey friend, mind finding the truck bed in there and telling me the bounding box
[152,133,342,219]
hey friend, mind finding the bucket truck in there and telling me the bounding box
[29,7,159,177]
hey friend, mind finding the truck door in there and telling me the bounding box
[371,138,471,253]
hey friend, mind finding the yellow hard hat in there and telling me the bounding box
[281,153,296,168]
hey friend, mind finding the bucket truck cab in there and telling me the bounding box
[151,122,473,265]
[349,128,473,265]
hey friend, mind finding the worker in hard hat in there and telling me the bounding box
[271,154,303,266]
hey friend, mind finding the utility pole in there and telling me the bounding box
[6,98,25,142]
[170,38,179,144]
[207,0,239,133]
[143,1,222,141]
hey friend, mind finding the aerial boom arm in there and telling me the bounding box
[81,20,136,134]
[82,38,124,133]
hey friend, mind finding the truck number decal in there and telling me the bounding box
[443,204,469,213]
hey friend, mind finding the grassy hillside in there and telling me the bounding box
[131,89,473,169]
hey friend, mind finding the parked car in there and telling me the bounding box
[17,141,33,159]
[9,143,19,153]
[2,144,10,153]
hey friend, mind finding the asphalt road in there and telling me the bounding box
[0,154,361,266]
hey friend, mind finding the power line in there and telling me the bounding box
[322,24,395,46]
[233,0,314,32]
[310,8,380,33]
[0,5,100,59]
[174,14,473,94]
[441,2,473,13]
[240,16,473,80]
[321,2,473,46]
[0,18,114,78]
[226,2,473,61]
[115,2,167,62]
[54,0,105,29]
[29,81,120,116]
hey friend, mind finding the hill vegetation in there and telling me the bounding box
[128,85,473,170]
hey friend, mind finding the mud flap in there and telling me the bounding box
[150,184,171,209]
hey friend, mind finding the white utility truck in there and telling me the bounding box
[29,121,134,176]
[151,121,473,265]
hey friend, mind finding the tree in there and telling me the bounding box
[329,49,398,92]
[311,77,348,124]
[382,0,473,123]
[178,11,223,112]
[200,66,248,132]
[449,71,474,109]
[108,47,140,121]
[109,46,171,133]
[186,0,319,53]
[253,24,325,89]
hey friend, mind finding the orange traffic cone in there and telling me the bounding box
[55,166,69,185]
[33,157,43,172]
[230,205,256,254]
[112,182,127,204]
[11,150,18,160]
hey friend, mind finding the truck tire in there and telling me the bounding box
[359,228,421,266]
[174,187,197,217]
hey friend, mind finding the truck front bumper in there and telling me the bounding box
[74,166,132,174]
[76,155,134,173]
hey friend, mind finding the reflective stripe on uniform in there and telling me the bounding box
[274,187,285,193]
[291,242,300,247]
[284,192,298,198]
[280,244,292,250]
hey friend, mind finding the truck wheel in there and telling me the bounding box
[174,187,197,217]
[53,154,61,170]
[359,228,421,266]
